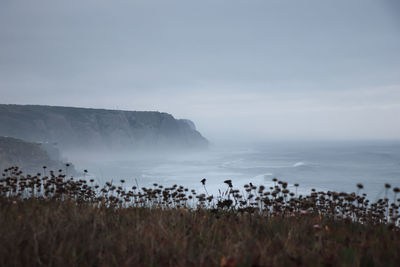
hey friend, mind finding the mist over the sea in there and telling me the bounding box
[67,140,400,201]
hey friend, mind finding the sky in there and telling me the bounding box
[0,0,400,143]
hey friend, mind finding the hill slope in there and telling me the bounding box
[0,136,69,173]
[0,104,208,152]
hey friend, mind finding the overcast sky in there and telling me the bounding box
[1,0,399,142]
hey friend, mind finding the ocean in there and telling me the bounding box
[74,140,400,201]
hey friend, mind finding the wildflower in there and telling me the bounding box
[224,180,233,188]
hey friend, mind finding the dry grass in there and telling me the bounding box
[1,166,400,266]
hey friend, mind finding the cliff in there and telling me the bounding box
[0,104,208,152]
[0,136,72,173]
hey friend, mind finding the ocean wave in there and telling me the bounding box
[293,161,306,167]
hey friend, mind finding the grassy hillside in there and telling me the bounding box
[2,200,399,267]
[0,137,72,174]
[0,166,399,266]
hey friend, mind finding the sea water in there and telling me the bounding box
[75,140,400,201]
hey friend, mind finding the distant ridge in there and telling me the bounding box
[0,104,208,152]
[0,136,72,173]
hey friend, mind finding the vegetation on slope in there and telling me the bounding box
[0,137,71,174]
[0,166,399,266]
[0,104,208,151]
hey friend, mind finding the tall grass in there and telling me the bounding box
[1,166,399,266]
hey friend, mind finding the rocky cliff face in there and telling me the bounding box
[0,104,208,152]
